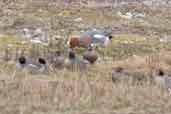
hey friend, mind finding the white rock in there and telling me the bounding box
[74,17,83,22]
[0,34,4,38]
[35,28,43,35]
[30,39,42,44]
[117,11,132,19]
[133,12,145,18]
[23,28,32,39]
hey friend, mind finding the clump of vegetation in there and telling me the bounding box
[99,34,171,60]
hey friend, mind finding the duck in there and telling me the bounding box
[65,50,88,71]
[83,47,98,64]
[36,58,48,74]
[67,29,113,48]
[52,51,65,69]
[16,56,48,74]
[67,36,80,48]
[33,28,48,43]
[16,56,27,70]
[111,67,146,84]
[152,69,171,92]
[152,69,165,87]
[22,28,32,39]
[80,28,113,47]
[111,67,130,83]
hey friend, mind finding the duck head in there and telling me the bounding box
[67,36,80,48]
[18,56,26,65]
[55,50,61,56]
[113,67,124,73]
[108,35,113,40]
[38,58,46,65]
[157,69,165,77]
[68,51,76,60]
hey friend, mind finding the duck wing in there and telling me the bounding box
[83,51,98,64]
[26,64,40,74]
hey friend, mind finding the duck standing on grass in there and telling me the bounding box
[52,51,65,69]
[67,36,81,48]
[153,69,171,93]
[37,58,48,74]
[22,28,32,39]
[80,29,113,47]
[65,50,88,71]
[153,69,165,87]
[83,47,98,64]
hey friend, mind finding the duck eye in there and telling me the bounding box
[69,52,75,59]
[19,57,26,64]
[109,35,113,40]
[39,58,46,64]
[158,70,164,76]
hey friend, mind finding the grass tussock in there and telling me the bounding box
[0,71,171,114]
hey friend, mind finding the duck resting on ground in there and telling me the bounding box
[16,56,27,70]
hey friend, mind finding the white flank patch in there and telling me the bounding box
[30,39,42,44]
[104,37,110,46]
[93,34,105,39]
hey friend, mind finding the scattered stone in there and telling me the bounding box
[117,11,132,19]
[159,35,171,43]
[117,11,145,20]
[74,17,83,22]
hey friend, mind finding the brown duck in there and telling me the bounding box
[83,47,98,64]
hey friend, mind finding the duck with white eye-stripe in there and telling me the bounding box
[67,29,113,49]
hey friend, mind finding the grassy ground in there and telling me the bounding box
[0,1,171,114]
[1,51,171,114]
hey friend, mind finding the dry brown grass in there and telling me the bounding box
[0,51,171,114]
[0,74,170,114]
